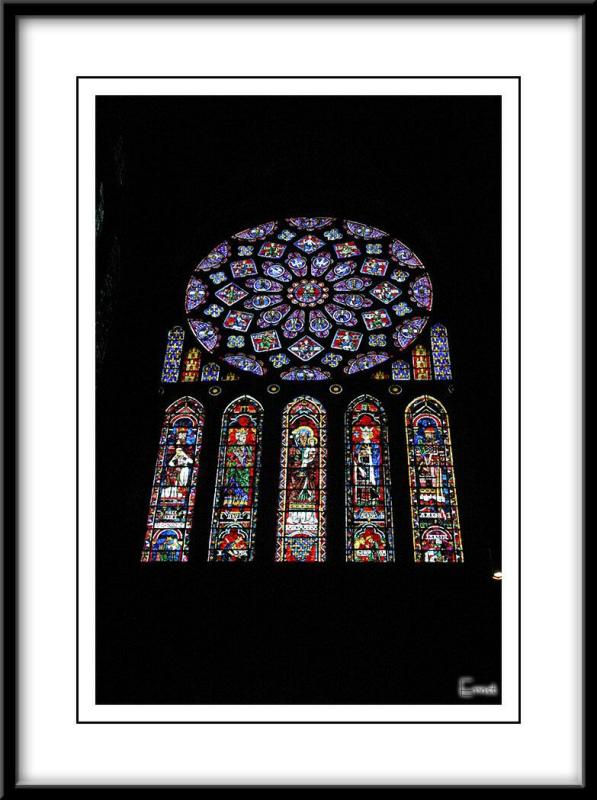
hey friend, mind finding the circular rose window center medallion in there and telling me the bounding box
[289,280,328,307]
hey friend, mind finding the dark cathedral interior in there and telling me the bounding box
[95,94,502,706]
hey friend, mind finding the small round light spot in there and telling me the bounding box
[208,385,222,396]
[492,571,503,581]
[388,384,402,395]
[329,384,343,395]
[267,384,280,394]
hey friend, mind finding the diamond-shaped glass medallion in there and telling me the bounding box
[288,335,324,361]
[369,281,402,304]
[331,329,363,351]
[294,235,325,254]
[251,330,282,353]
[215,282,249,306]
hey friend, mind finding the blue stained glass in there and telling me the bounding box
[392,360,411,381]
[161,326,184,383]
[201,362,221,381]
[344,352,390,374]
[321,352,343,367]
[280,366,331,381]
[270,352,290,367]
[430,323,453,380]
[223,354,265,376]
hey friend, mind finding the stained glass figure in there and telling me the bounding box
[185,277,208,312]
[161,326,184,383]
[223,310,253,331]
[412,344,431,380]
[188,319,220,352]
[222,354,266,376]
[280,366,330,381]
[215,282,249,306]
[288,335,324,362]
[345,395,395,562]
[141,397,205,562]
[208,396,263,561]
[394,316,429,350]
[345,220,388,239]
[390,239,423,267]
[405,396,463,563]
[181,347,201,382]
[295,235,325,254]
[196,241,231,271]
[233,221,277,240]
[260,241,287,259]
[345,352,390,374]
[288,216,335,231]
[251,330,282,353]
[276,396,327,561]
[430,323,453,380]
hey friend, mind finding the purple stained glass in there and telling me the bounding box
[393,316,429,350]
[186,218,433,380]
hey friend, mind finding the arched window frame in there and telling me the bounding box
[345,395,395,562]
[405,395,463,563]
[141,396,205,562]
[208,395,264,561]
[276,396,327,562]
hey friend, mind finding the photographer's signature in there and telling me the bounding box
[458,676,499,699]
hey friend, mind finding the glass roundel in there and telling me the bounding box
[186,217,433,380]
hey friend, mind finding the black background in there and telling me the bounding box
[95,94,502,706]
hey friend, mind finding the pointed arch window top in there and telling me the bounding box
[405,395,463,563]
[346,395,395,562]
[141,396,205,562]
[276,396,327,562]
[208,395,264,561]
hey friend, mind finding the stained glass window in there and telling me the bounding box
[201,362,220,382]
[141,396,205,562]
[181,347,201,382]
[187,218,433,380]
[430,323,453,380]
[161,326,184,382]
[392,359,411,381]
[208,396,263,561]
[405,395,463,563]
[412,344,431,380]
[345,395,395,562]
[276,396,327,562]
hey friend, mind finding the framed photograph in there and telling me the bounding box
[3,1,586,789]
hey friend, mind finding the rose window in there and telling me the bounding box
[185,216,433,380]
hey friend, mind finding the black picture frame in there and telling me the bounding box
[2,0,588,792]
